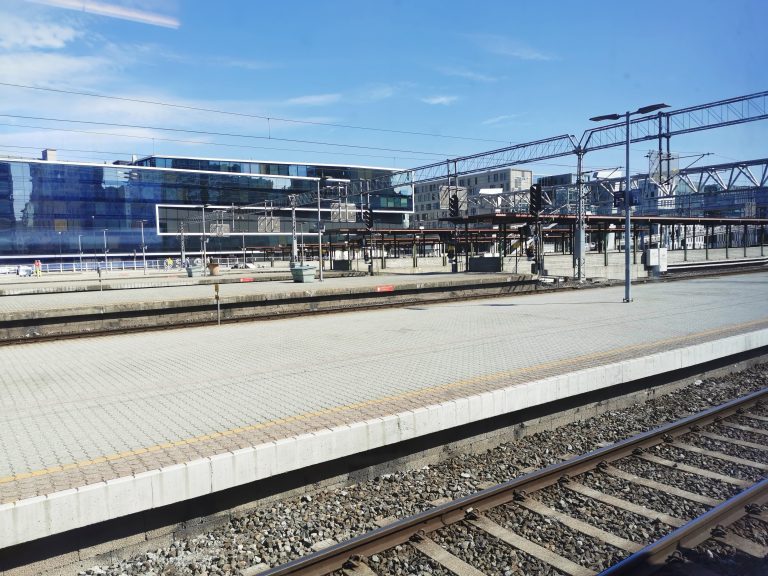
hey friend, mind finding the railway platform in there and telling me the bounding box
[2,273,768,573]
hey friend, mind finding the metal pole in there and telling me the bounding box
[140,220,147,275]
[78,234,83,272]
[623,111,632,302]
[103,229,108,270]
[575,150,585,281]
[202,205,207,275]
[290,195,298,264]
[317,179,324,282]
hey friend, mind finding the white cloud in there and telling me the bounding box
[0,12,81,50]
[285,93,341,106]
[28,0,180,29]
[0,52,116,87]
[358,84,395,102]
[421,95,458,106]
[438,67,498,83]
[468,34,553,61]
[481,114,519,125]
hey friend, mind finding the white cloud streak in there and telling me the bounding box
[0,13,81,49]
[421,95,458,106]
[0,52,116,86]
[481,114,519,125]
[285,93,341,106]
[468,34,553,61]
[438,67,498,83]
[27,0,180,29]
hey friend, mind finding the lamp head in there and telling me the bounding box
[589,113,622,122]
[636,103,670,115]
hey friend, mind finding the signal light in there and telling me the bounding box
[364,208,373,229]
[529,184,542,215]
[449,194,459,218]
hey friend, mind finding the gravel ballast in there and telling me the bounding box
[80,365,768,576]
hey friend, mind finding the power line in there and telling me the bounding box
[0,123,442,163]
[0,140,604,173]
[0,81,512,145]
[0,113,461,157]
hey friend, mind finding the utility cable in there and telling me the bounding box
[0,81,511,145]
[0,113,460,157]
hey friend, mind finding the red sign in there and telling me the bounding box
[375,285,395,292]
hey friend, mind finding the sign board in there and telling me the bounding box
[210,223,231,237]
[331,202,357,223]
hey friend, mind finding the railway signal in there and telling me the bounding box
[449,194,460,218]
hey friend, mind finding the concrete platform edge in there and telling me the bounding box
[3,326,768,549]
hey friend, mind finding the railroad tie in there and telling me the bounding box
[742,412,768,423]
[712,531,768,559]
[721,422,768,437]
[564,481,685,527]
[515,498,642,553]
[696,431,768,452]
[469,515,596,576]
[603,464,719,506]
[409,536,487,576]
[671,441,768,471]
[342,562,378,576]
[636,453,751,488]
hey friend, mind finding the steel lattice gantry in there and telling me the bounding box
[353,91,768,195]
[349,90,768,279]
[521,157,768,218]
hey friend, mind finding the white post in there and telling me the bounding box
[623,111,632,303]
[140,220,147,275]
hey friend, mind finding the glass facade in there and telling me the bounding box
[0,157,412,262]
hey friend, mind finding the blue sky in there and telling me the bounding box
[0,0,765,177]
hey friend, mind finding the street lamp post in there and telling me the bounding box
[102,229,108,270]
[140,220,147,275]
[317,179,324,282]
[590,103,670,303]
[201,205,207,276]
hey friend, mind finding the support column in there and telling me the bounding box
[464,222,469,272]
[683,224,688,261]
[633,229,638,265]
[744,224,748,257]
[575,150,585,280]
[705,225,710,260]
[762,225,765,257]
[726,224,730,259]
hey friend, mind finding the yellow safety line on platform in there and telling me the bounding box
[2,318,768,487]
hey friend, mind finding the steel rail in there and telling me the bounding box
[599,477,768,575]
[257,388,768,576]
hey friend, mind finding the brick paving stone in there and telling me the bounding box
[1,274,768,504]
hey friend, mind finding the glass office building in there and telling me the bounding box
[0,154,411,262]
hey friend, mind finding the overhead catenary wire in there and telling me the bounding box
[0,127,442,163]
[0,81,513,145]
[0,113,461,157]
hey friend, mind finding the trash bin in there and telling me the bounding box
[290,265,316,283]
[186,266,194,277]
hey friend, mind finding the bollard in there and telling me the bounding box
[214,283,221,325]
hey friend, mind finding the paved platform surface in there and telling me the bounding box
[0,272,515,316]
[2,273,768,548]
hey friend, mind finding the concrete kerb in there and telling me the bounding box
[4,327,768,550]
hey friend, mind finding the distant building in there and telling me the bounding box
[413,166,533,227]
[0,153,410,261]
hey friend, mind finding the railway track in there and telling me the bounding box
[258,389,768,576]
[665,256,768,277]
